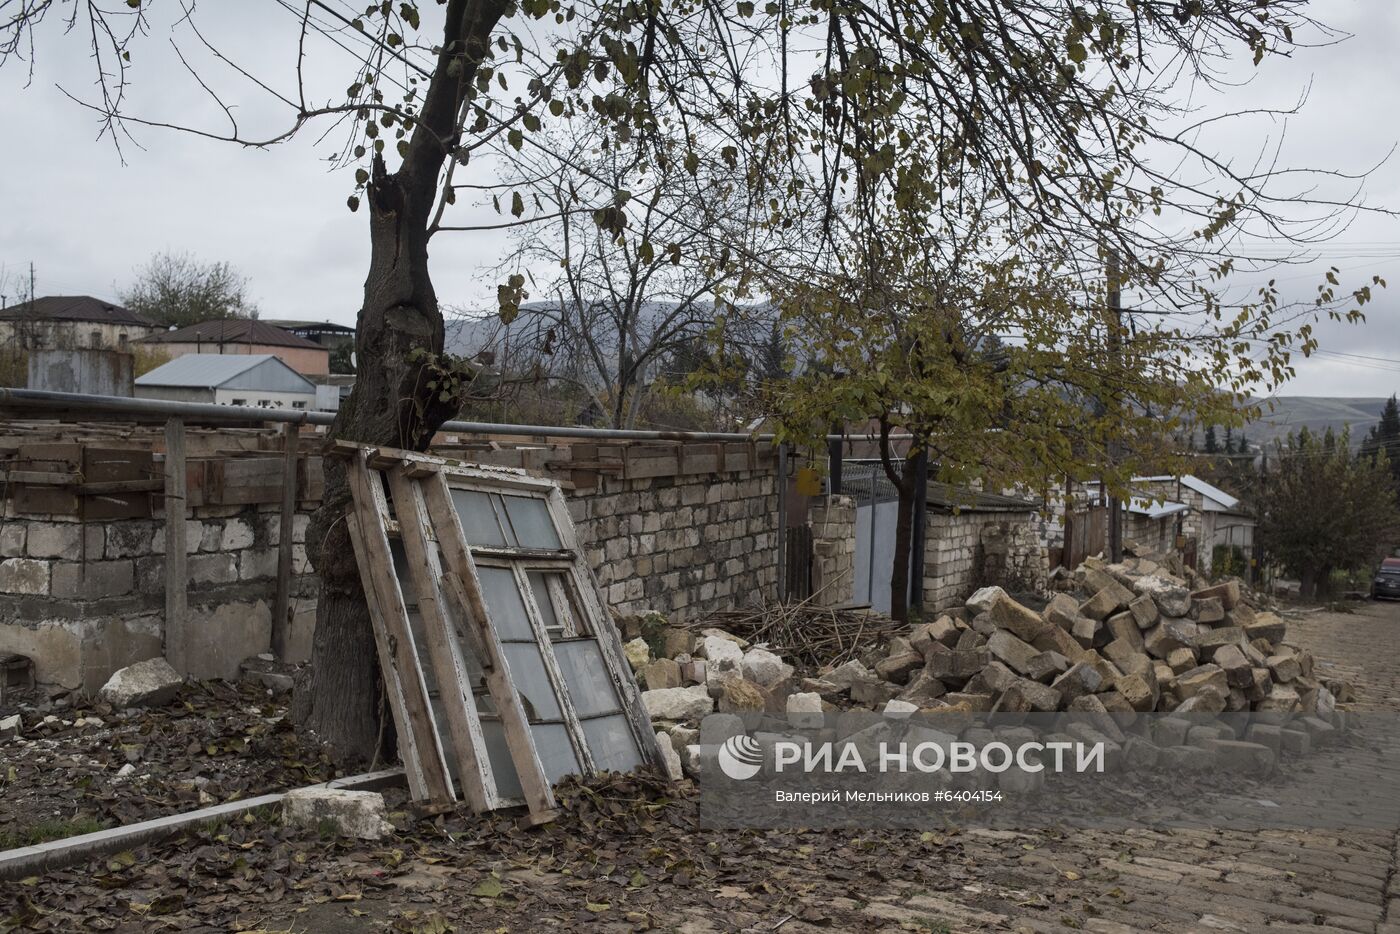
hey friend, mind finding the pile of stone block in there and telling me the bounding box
[631,555,1349,774]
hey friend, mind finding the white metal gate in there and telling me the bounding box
[846,462,908,615]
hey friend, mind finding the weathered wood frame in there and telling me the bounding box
[339,443,663,822]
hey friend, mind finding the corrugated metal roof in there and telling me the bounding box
[135,354,312,390]
[840,462,1038,512]
[1179,475,1240,510]
[1126,497,1189,519]
[264,319,355,333]
[142,318,324,349]
[0,295,152,326]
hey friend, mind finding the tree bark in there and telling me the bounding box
[292,0,508,763]
[1299,567,1317,602]
[879,418,920,623]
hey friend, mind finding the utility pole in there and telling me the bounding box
[1106,249,1124,564]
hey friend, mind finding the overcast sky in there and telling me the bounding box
[2,0,1398,397]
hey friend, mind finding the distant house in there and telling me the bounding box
[0,296,156,351]
[845,462,1048,614]
[263,319,354,351]
[138,319,330,375]
[135,354,317,409]
[1134,475,1255,573]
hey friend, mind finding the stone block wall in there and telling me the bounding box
[1,432,785,693]
[922,511,1048,612]
[809,495,856,606]
[0,505,318,693]
[565,469,779,620]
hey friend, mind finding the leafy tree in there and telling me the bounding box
[5,0,1386,751]
[1258,427,1400,600]
[1361,394,1400,493]
[120,252,256,329]
[329,343,356,376]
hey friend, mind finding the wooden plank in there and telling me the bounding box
[344,513,435,803]
[272,424,298,660]
[4,470,80,485]
[510,561,595,774]
[345,454,455,805]
[541,486,667,772]
[164,419,189,674]
[386,465,496,812]
[207,458,285,504]
[76,480,163,495]
[424,470,558,822]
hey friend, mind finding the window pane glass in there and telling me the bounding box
[450,489,506,547]
[500,642,562,721]
[531,722,582,784]
[581,715,643,774]
[501,495,562,550]
[475,566,536,641]
[553,641,623,718]
[480,720,522,800]
[527,571,561,632]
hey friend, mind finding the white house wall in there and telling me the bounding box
[212,388,316,409]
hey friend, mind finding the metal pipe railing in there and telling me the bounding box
[0,387,912,445]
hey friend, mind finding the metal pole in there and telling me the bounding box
[909,447,929,612]
[776,443,789,602]
[0,388,912,445]
[1106,249,1124,564]
[866,467,877,604]
[828,424,843,495]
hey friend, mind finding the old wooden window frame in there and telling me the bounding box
[339,443,662,824]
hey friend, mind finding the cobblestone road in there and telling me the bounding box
[865,599,1400,934]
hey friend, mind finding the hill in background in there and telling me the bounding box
[1242,396,1392,448]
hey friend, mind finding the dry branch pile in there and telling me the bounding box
[684,603,903,669]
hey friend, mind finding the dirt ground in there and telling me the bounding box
[0,679,337,850]
[2,601,1399,933]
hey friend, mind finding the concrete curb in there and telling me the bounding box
[0,768,404,882]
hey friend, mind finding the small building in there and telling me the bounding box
[1134,475,1255,574]
[1122,494,1191,557]
[844,462,1047,614]
[135,354,317,409]
[138,319,330,375]
[263,319,354,351]
[0,295,156,351]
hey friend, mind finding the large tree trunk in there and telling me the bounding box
[1298,566,1318,602]
[292,0,508,763]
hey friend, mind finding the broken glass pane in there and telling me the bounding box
[499,642,562,721]
[552,641,623,718]
[527,571,563,635]
[450,489,507,547]
[480,719,522,800]
[580,715,643,774]
[501,494,562,550]
[475,566,536,642]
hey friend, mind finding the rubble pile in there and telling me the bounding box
[626,555,1353,779]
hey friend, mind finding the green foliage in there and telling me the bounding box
[120,252,256,329]
[1257,426,1400,597]
[329,342,356,375]
[1360,394,1400,495]
[0,815,107,849]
